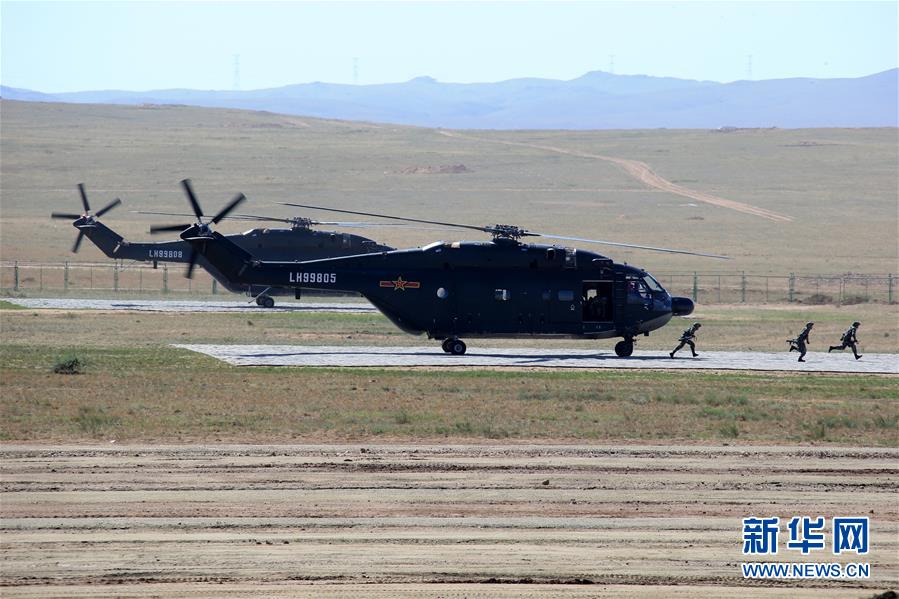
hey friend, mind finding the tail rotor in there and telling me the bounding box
[51,183,122,253]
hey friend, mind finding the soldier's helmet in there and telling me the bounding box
[852,321,861,327]
[693,323,702,328]
[806,322,814,327]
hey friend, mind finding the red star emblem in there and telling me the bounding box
[379,276,421,291]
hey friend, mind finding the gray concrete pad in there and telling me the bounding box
[175,344,898,374]
[5,297,376,314]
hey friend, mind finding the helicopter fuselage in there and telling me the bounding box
[75,219,393,297]
[189,230,695,343]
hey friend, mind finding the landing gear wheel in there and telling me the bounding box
[261,296,275,308]
[614,339,634,358]
[441,339,453,353]
[449,339,467,355]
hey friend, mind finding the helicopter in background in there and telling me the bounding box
[50,180,395,307]
[171,198,728,356]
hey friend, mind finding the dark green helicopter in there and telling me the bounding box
[51,181,394,307]
[174,197,728,357]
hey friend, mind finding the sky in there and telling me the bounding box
[1,1,897,93]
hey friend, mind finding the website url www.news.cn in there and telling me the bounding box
[742,562,870,579]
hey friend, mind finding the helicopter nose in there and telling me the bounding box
[672,296,694,316]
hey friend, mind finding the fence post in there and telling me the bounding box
[741,271,746,303]
[13,261,19,291]
[64,261,69,292]
[212,279,217,295]
[889,273,894,304]
[788,273,795,302]
[839,277,844,304]
[139,267,143,292]
[692,272,698,302]
[163,264,169,294]
[113,264,119,293]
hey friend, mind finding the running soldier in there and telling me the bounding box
[828,321,862,360]
[788,322,814,362]
[670,322,701,358]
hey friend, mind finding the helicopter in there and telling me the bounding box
[173,197,729,357]
[51,181,395,307]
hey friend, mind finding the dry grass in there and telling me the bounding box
[2,344,895,445]
[2,305,897,445]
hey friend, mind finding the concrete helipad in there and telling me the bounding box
[174,344,898,374]
[5,297,376,314]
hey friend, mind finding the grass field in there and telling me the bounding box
[1,100,896,274]
[1,100,897,446]
[2,303,896,445]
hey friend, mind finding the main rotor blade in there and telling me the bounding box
[94,197,122,218]
[537,233,730,260]
[185,250,198,279]
[134,211,454,230]
[210,193,247,224]
[150,223,192,234]
[180,179,204,220]
[77,183,90,213]
[132,210,199,218]
[279,203,489,234]
[72,231,85,253]
[227,213,294,224]
[51,212,83,220]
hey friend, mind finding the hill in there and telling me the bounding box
[3,69,896,129]
[0,100,896,275]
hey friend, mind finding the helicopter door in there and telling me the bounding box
[582,281,613,322]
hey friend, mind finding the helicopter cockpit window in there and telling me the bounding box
[495,289,511,301]
[642,273,664,293]
[626,276,652,301]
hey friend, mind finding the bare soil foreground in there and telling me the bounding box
[2,444,896,598]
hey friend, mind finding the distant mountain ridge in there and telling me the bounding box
[3,69,896,129]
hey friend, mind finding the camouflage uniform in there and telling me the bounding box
[788,322,814,362]
[828,322,862,360]
[670,323,701,358]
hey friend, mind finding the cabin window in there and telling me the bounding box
[495,289,511,301]
[558,290,575,302]
[564,248,577,269]
[546,248,556,261]
[437,287,448,299]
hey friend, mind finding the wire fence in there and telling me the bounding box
[0,261,895,305]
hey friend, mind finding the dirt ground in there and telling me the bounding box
[2,444,896,598]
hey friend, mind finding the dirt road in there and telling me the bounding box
[439,131,793,223]
[2,444,895,597]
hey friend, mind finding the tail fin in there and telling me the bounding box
[79,221,125,258]
[184,230,258,284]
